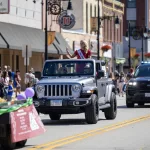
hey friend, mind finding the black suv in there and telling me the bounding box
[126,62,150,108]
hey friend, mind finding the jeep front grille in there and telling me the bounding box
[44,84,72,97]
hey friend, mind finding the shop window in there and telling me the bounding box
[127,0,136,8]
[16,55,19,70]
[86,2,88,33]
[94,5,96,17]
[0,54,1,67]
[90,4,92,17]
[12,54,14,71]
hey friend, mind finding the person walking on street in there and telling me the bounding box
[118,72,125,97]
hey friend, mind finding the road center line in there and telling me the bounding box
[28,114,150,150]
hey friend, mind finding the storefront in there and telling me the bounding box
[0,22,72,89]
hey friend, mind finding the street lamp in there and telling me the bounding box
[33,0,73,61]
[97,12,120,60]
[45,0,73,60]
[143,26,148,38]
[125,21,131,68]
[126,25,148,66]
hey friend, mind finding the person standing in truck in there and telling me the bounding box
[66,40,91,73]
[66,40,91,59]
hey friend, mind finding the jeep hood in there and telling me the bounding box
[37,77,94,85]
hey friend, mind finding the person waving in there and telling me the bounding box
[66,40,91,59]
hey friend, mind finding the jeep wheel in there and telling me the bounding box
[126,98,134,108]
[104,92,117,120]
[49,114,61,120]
[85,94,99,124]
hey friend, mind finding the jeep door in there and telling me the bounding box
[96,62,105,105]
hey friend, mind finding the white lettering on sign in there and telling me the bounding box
[0,0,9,14]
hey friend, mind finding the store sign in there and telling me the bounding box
[0,0,9,14]
[10,105,46,143]
[90,17,98,32]
[58,12,76,30]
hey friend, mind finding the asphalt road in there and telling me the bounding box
[18,96,150,150]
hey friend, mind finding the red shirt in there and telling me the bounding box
[74,49,91,72]
[74,49,91,59]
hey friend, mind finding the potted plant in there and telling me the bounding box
[144,53,150,61]
[101,45,112,52]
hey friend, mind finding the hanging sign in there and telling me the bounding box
[90,17,98,32]
[58,12,76,30]
[48,31,56,45]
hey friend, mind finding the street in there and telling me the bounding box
[18,96,150,150]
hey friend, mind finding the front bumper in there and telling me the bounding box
[33,97,92,114]
[126,89,150,103]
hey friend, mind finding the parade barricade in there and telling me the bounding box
[0,98,46,149]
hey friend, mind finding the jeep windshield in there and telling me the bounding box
[43,60,94,76]
[134,65,150,77]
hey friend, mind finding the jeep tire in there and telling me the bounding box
[126,98,134,108]
[85,94,99,124]
[49,114,61,120]
[104,92,117,120]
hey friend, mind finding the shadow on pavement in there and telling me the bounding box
[42,118,106,126]
[118,105,150,109]
[15,145,35,149]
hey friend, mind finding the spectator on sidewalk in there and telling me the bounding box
[7,66,12,79]
[2,71,9,99]
[14,70,21,97]
[3,65,7,72]
[7,80,13,101]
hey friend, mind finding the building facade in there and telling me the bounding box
[44,0,124,72]
[102,0,124,72]
[120,0,150,71]
[0,0,42,29]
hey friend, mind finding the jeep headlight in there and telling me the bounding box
[36,85,45,93]
[128,82,137,86]
[72,84,81,92]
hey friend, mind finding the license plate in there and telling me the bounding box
[145,93,150,97]
[51,100,62,106]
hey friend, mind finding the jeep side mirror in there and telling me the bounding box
[34,71,41,80]
[97,70,105,79]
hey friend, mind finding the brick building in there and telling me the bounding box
[119,0,150,70]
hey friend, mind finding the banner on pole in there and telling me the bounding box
[48,31,55,45]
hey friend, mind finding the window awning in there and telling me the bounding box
[116,58,126,64]
[0,22,72,54]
